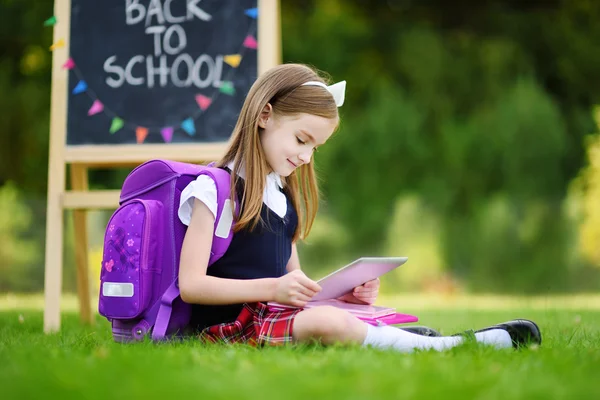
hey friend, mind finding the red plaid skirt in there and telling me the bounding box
[199,302,303,346]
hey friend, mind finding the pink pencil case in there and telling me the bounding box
[267,304,418,326]
[358,313,418,326]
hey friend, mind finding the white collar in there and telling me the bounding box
[269,172,284,189]
[226,161,283,189]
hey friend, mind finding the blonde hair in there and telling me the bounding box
[217,63,339,241]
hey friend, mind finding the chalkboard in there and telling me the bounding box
[66,0,258,145]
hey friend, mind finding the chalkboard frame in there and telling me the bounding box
[43,0,281,333]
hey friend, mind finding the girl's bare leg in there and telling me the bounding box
[292,306,367,345]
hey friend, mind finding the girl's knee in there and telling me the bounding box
[310,306,350,337]
[293,306,366,344]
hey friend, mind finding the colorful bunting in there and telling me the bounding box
[72,80,87,94]
[181,118,196,136]
[219,81,235,96]
[87,100,104,116]
[245,8,258,19]
[224,54,242,68]
[136,127,149,144]
[161,127,174,143]
[50,39,65,51]
[243,35,258,49]
[195,94,212,111]
[109,117,124,134]
[62,58,75,70]
[43,16,57,27]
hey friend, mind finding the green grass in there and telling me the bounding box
[1,296,600,399]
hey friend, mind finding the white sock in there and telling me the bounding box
[362,324,512,353]
[474,329,513,348]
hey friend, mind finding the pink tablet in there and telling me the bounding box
[311,257,408,301]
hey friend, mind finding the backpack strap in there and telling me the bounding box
[149,165,236,341]
[197,166,237,265]
[150,279,180,341]
[132,279,179,341]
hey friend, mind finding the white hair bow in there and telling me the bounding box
[301,80,346,107]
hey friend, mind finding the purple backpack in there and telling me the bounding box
[98,159,235,342]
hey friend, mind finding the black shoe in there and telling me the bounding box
[475,319,542,349]
[400,325,442,337]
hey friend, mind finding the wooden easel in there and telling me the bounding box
[43,0,281,333]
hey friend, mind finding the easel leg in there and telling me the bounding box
[43,0,71,333]
[71,165,93,326]
[43,188,64,333]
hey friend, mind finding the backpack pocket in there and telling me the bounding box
[99,199,163,319]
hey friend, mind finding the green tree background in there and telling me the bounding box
[1,0,600,294]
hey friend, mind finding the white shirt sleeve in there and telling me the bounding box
[178,174,218,226]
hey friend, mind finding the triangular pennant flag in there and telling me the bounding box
[224,54,242,68]
[136,127,149,144]
[72,80,87,94]
[161,127,174,143]
[195,94,212,111]
[87,100,104,116]
[109,117,124,134]
[243,35,258,49]
[219,81,235,96]
[62,58,75,70]
[50,39,65,51]
[43,16,57,27]
[245,8,258,19]
[181,118,196,136]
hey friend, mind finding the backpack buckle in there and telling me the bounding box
[132,320,151,340]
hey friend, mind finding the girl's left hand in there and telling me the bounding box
[337,278,380,305]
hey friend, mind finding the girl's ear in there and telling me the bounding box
[258,103,273,129]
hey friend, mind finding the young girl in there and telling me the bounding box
[177,63,542,352]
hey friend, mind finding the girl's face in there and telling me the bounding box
[259,108,338,177]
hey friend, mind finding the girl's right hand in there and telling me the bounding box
[274,270,322,307]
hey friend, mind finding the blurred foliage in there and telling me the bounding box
[0,0,52,195]
[2,0,600,293]
[573,107,600,267]
[284,0,600,292]
[382,196,449,293]
[0,182,40,291]
[89,246,103,297]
